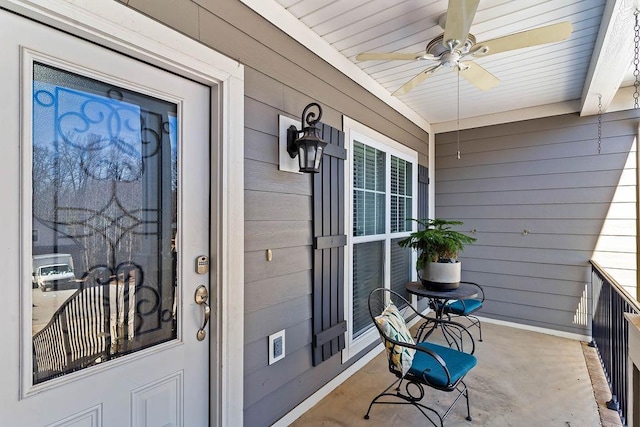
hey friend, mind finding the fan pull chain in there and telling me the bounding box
[457,68,461,160]
[597,94,602,154]
[635,10,640,109]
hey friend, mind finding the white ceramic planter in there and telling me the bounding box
[421,261,461,290]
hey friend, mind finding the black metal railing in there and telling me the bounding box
[591,260,640,426]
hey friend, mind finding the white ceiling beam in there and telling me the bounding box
[580,0,639,116]
[608,85,639,111]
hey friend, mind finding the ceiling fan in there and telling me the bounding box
[355,0,573,96]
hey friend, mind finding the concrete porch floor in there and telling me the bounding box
[291,321,619,426]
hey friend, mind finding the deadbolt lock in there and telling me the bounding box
[196,255,209,274]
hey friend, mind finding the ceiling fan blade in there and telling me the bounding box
[443,0,480,48]
[472,21,573,57]
[392,65,442,96]
[356,52,437,61]
[355,52,421,61]
[458,61,500,91]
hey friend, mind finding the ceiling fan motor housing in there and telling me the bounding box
[426,33,476,58]
[441,51,461,68]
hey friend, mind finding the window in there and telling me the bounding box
[353,142,385,237]
[344,118,418,360]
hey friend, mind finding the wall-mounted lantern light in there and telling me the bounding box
[286,102,327,173]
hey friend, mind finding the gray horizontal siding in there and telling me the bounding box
[245,158,312,195]
[456,218,634,235]
[462,258,588,282]
[437,109,638,335]
[244,294,311,345]
[244,320,311,376]
[244,337,312,408]
[245,220,312,252]
[466,271,587,296]
[243,351,341,426]
[437,169,634,193]
[244,246,312,284]
[482,299,589,336]
[437,149,633,180]
[464,245,595,265]
[437,186,626,206]
[245,190,311,221]
[245,128,279,164]
[245,270,312,314]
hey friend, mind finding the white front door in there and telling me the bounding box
[1,9,212,426]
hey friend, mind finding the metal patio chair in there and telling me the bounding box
[435,281,485,341]
[365,288,477,426]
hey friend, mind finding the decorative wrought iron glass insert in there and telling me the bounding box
[31,62,179,384]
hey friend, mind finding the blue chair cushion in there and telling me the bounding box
[444,299,483,315]
[408,342,477,388]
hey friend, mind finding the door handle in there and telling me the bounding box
[194,285,210,341]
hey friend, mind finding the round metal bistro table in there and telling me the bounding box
[405,281,478,342]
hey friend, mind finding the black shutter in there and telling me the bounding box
[312,122,347,366]
[418,165,429,221]
[415,164,430,307]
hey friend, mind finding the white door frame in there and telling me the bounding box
[0,0,245,425]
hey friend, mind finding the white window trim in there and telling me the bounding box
[342,117,418,362]
[1,1,245,425]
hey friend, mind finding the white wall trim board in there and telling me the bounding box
[432,100,581,134]
[0,1,245,425]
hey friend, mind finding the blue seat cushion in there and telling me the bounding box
[444,299,483,315]
[408,342,477,388]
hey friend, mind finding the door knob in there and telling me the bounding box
[194,285,210,341]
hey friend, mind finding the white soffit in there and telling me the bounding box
[239,0,432,134]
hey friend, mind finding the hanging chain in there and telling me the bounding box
[457,67,461,159]
[635,10,640,109]
[597,94,602,154]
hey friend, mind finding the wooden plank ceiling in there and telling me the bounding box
[264,0,637,129]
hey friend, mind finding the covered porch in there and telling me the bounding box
[3,1,640,426]
[278,261,639,426]
[289,317,618,426]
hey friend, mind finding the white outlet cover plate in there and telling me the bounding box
[268,329,286,365]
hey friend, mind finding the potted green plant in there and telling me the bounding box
[398,218,477,290]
